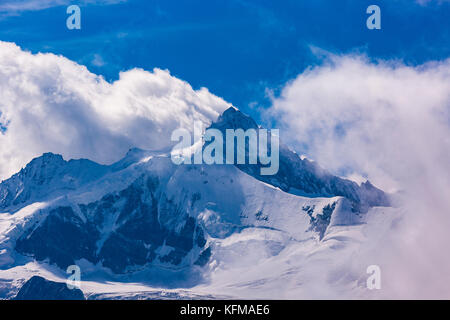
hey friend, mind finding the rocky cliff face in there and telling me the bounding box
[14,276,85,300]
[210,107,389,212]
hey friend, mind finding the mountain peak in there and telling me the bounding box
[111,147,154,171]
[33,152,64,163]
[125,147,146,157]
[24,152,66,173]
[209,107,389,211]
[213,107,258,131]
[0,152,108,211]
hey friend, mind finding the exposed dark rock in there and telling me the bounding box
[15,175,208,274]
[14,276,85,300]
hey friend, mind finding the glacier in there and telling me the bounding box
[0,107,393,299]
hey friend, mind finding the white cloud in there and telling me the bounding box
[0,41,231,180]
[270,54,450,191]
[269,53,450,298]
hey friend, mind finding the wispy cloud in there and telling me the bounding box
[416,0,450,5]
[0,0,127,15]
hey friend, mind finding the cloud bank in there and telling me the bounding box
[269,54,450,298]
[0,41,230,180]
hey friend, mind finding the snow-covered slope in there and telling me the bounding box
[0,153,109,211]
[0,108,391,299]
[0,152,347,272]
[210,107,389,212]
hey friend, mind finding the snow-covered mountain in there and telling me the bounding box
[210,108,389,212]
[0,107,391,299]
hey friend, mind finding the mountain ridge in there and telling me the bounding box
[209,107,389,212]
[0,107,391,298]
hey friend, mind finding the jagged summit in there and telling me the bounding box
[0,152,108,211]
[208,107,389,211]
[39,152,64,161]
[212,107,258,131]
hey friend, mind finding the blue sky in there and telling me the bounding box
[0,0,449,122]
